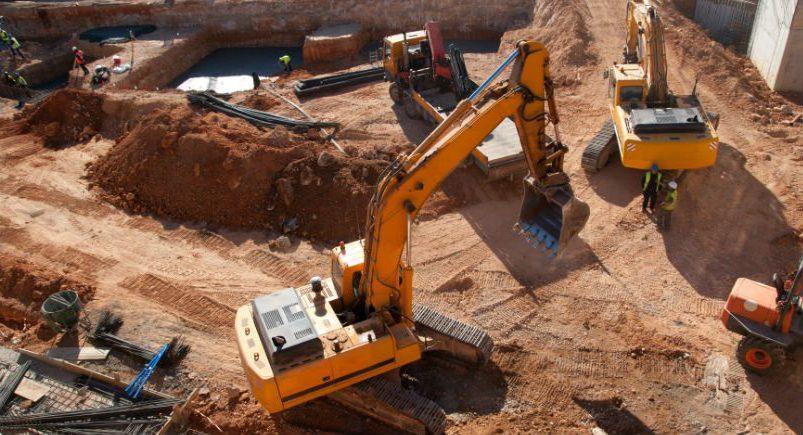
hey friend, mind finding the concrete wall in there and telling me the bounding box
[747,0,803,92]
[0,0,534,42]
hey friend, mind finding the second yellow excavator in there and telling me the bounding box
[582,0,719,175]
[235,40,590,433]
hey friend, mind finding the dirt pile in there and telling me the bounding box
[0,253,95,331]
[17,88,104,147]
[501,0,595,82]
[87,103,388,242]
[662,1,801,127]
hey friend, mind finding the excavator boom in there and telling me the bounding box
[361,40,590,314]
[236,40,589,434]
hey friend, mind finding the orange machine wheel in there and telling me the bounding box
[736,336,786,375]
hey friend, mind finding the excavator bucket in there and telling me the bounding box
[516,177,590,256]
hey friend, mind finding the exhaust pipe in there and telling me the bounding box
[516,176,590,256]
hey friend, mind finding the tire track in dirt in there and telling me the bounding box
[0,178,112,218]
[241,250,310,286]
[120,273,236,332]
[124,218,236,256]
[0,223,117,276]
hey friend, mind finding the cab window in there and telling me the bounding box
[620,86,643,102]
[383,42,391,60]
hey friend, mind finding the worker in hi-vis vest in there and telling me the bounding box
[658,180,678,230]
[279,55,292,74]
[641,164,661,213]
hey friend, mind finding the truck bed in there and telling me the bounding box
[414,88,526,181]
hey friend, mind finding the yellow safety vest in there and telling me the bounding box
[279,55,291,65]
[643,171,662,191]
[11,37,20,49]
[662,190,677,211]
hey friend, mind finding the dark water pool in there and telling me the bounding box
[79,25,157,43]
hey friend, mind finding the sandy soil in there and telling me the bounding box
[0,0,801,433]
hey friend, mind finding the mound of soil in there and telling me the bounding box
[87,104,388,242]
[501,0,595,79]
[0,253,95,330]
[662,1,801,126]
[18,88,104,148]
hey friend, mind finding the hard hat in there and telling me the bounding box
[94,65,104,72]
[668,181,678,190]
[112,55,121,61]
[72,46,78,51]
[651,164,659,171]
[12,71,19,77]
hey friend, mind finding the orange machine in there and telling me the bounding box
[236,40,590,433]
[721,256,803,374]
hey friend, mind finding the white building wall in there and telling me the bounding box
[748,0,802,91]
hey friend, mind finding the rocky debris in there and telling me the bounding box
[16,89,104,148]
[0,253,95,334]
[86,100,388,242]
[268,235,292,251]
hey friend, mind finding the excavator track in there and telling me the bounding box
[331,376,447,435]
[581,119,618,172]
[327,304,492,434]
[413,303,494,366]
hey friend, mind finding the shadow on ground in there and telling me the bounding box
[661,143,802,299]
[744,347,803,433]
[404,357,507,415]
[584,157,642,207]
[457,190,598,289]
[574,397,655,434]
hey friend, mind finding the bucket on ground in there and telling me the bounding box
[40,290,83,333]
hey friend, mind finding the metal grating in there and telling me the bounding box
[293,328,314,340]
[694,0,758,53]
[262,310,284,329]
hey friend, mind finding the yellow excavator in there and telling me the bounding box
[235,40,590,433]
[582,0,719,176]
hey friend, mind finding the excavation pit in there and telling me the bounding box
[170,47,303,94]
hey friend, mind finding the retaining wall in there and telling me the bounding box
[0,0,535,42]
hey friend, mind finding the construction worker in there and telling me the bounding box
[279,55,292,74]
[641,164,661,212]
[8,35,24,59]
[4,71,30,109]
[91,65,111,88]
[72,46,89,76]
[658,180,677,230]
[0,29,10,51]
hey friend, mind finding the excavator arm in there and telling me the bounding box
[361,40,590,318]
[624,0,669,103]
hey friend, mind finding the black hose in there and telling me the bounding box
[187,92,340,132]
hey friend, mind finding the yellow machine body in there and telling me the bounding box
[608,64,719,170]
[605,0,719,171]
[382,30,427,81]
[235,242,421,412]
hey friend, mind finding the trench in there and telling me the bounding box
[169,46,303,93]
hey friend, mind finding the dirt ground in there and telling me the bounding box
[1,0,802,433]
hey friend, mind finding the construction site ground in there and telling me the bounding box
[1,0,801,433]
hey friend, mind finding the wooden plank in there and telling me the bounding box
[157,388,198,435]
[18,349,172,400]
[46,347,110,361]
[14,377,49,402]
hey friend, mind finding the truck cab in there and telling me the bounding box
[382,30,428,82]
